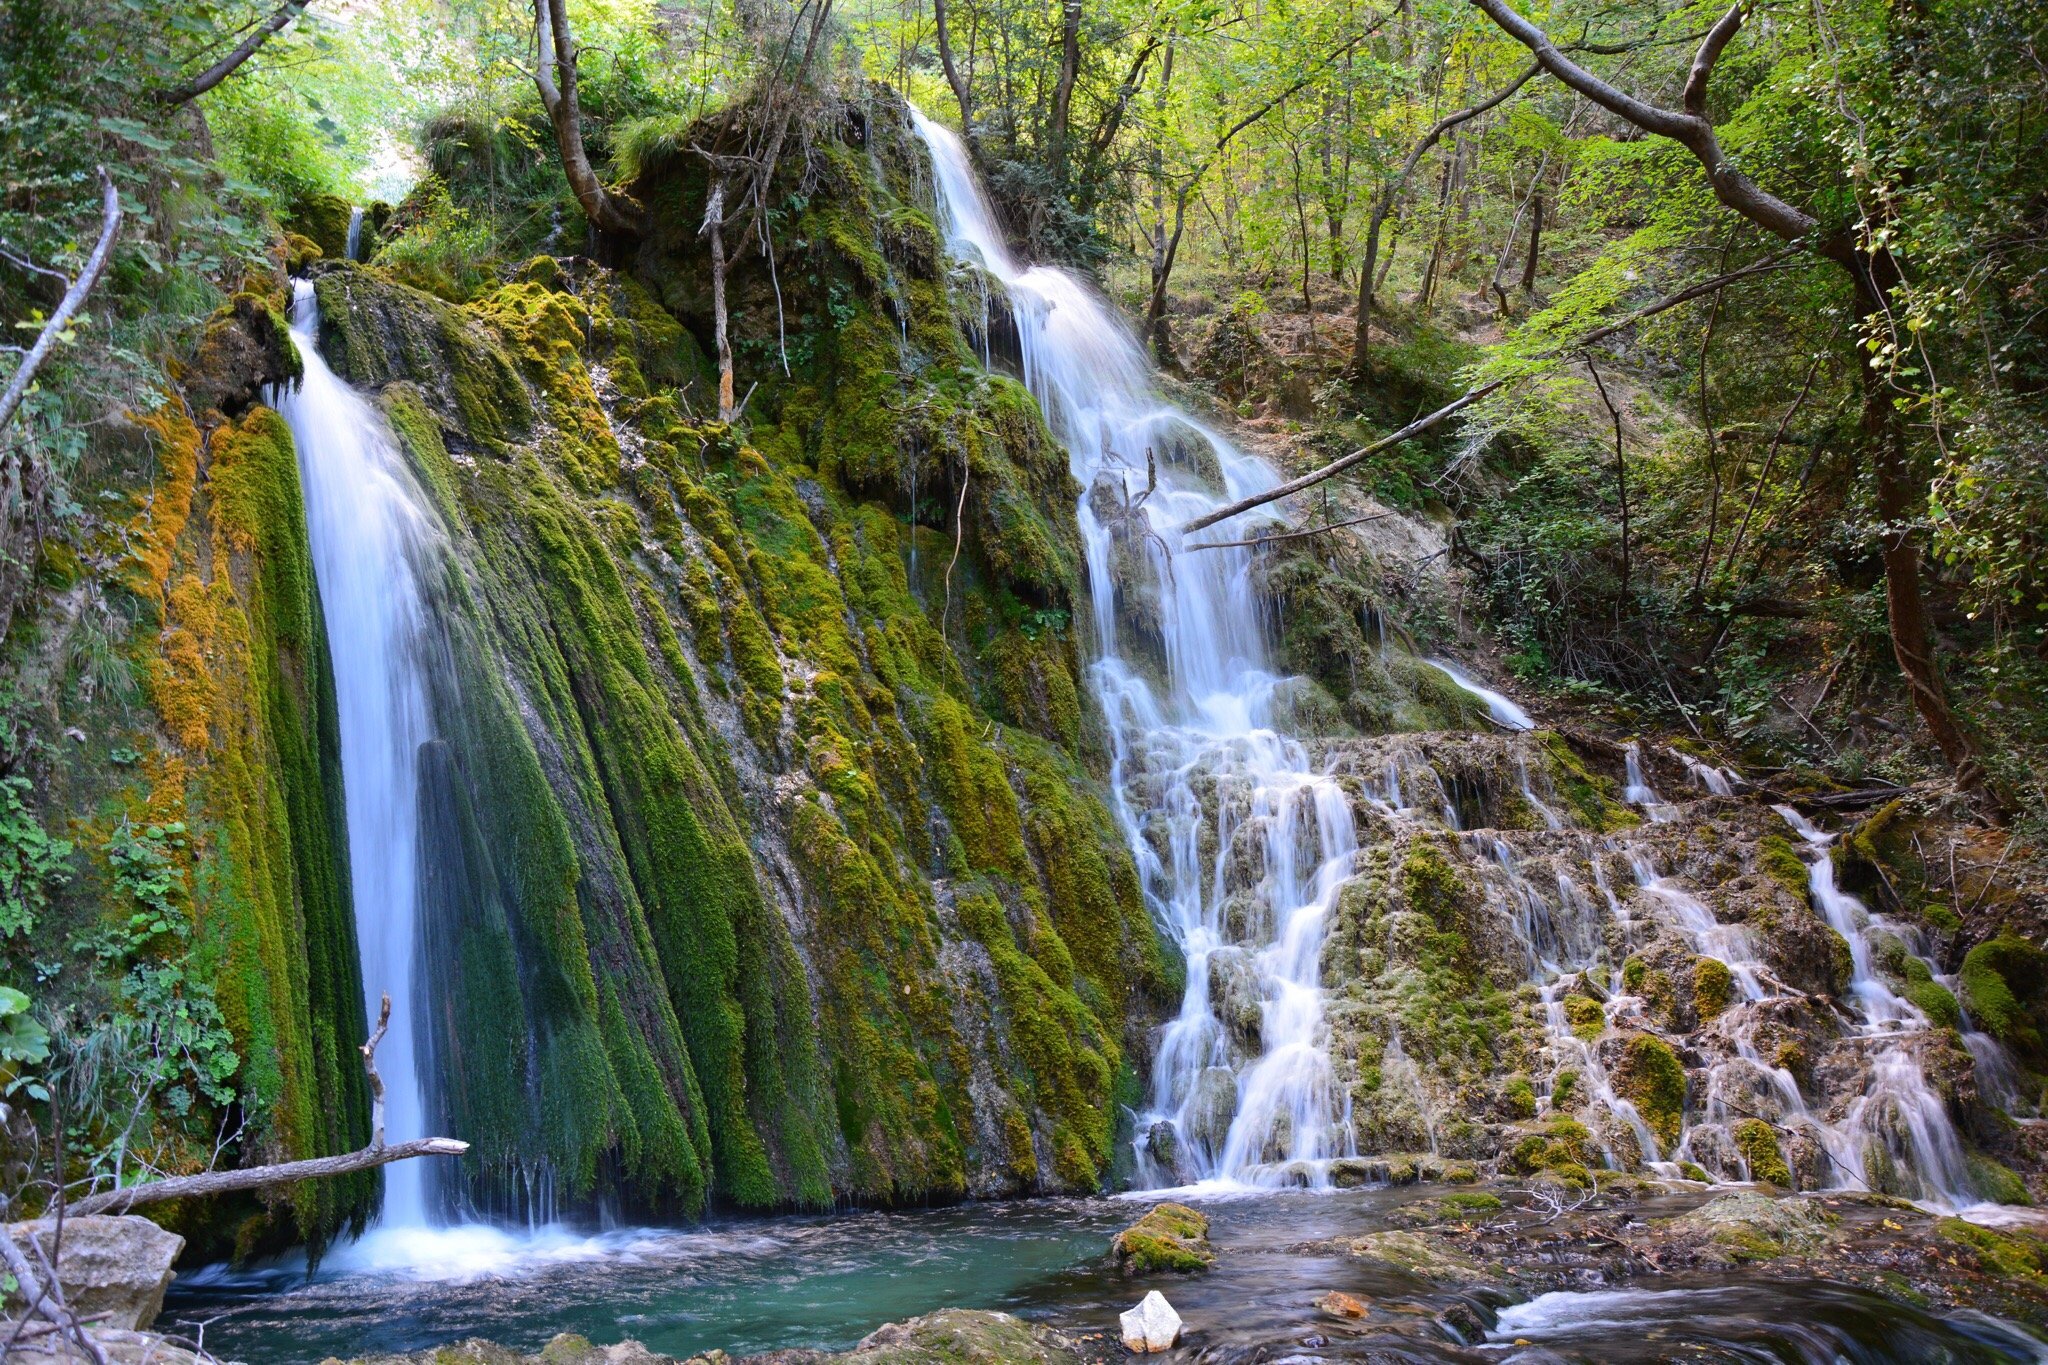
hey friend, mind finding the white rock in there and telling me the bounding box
[1119,1290,1183,1353]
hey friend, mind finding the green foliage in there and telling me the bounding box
[0,986,51,1099]
[77,822,241,1114]
[0,776,70,941]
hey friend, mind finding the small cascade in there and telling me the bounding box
[1681,753,1738,797]
[273,279,440,1226]
[345,206,365,262]
[1622,742,1677,822]
[1425,658,1535,730]
[1775,807,1993,1209]
[913,109,1358,1188]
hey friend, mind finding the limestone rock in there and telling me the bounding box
[1656,1191,1838,1263]
[5,1215,184,1331]
[834,1309,1087,1363]
[1111,1202,1214,1272]
[1119,1291,1183,1353]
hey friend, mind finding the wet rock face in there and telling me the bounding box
[1307,731,2035,1201]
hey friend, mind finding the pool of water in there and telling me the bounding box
[164,1189,2048,1363]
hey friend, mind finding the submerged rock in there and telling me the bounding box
[1112,1202,1215,1272]
[1118,1291,1184,1353]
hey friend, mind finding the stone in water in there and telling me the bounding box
[1120,1290,1183,1352]
[1317,1289,1367,1318]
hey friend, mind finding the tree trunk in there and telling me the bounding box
[1520,188,1543,290]
[1048,0,1082,177]
[1850,263,1983,792]
[934,0,973,132]
[534,0,643,238]
[702,182,737,421]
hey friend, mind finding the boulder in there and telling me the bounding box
[1118,1291,1183,1353]
[5,1215,183,1331]
[1111,1202,1214,1273]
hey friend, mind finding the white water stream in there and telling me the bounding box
[914,110,1359,1187]
[274,279,438,1227]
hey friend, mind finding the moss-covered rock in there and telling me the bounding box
[1732,1118,1792,1186]
[1111,1202,1215,1272]
[1616,1033,1687,1152]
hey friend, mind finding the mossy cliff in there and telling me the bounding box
[4,279,375,1257]
[297,97,1174,1214]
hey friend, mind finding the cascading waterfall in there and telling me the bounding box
[913,109,1358,1187]
[273,279,439,1227]
[345,206,365,263]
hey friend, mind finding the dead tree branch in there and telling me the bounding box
[0,169,122,436]
[67,994,465,1218]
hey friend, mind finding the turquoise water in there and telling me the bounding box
[165,1191,2048,1363]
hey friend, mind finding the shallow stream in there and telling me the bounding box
[166,1190,2047,1363]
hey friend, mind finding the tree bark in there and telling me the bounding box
[534,0,644,238]
[701,183,737,421]
[1466,0,1984,791]
[66,1139,470,1217]
[156,0,314,104]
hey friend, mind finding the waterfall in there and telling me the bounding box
[272,279,439,1226]
[1774,807,1992,1209]
[1425,657,1534,731]
[912,109,1358,1187]
[345,206,365,263]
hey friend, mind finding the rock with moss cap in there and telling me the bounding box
[1655,1192,1837,1263]
[1112,1201,1215,1272]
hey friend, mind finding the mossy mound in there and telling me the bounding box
[1112,1201,1215,1273]
[1660,1192,1837,1263]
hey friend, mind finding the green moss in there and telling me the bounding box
[1966,1153,2032,1206]
[1504,1074,1537,1119]
[1112,1202,1214,1273]
[1936,1218,2048,1279]
[1618,1033,1687,1151]
[1693,956,1735,1021]
[1960,935,2048,1057]
[1564,994,1605,1041]
[1731,1118,1791,1185]
[1622,956,1647,993]
[1758,835,1813,900]
[1552,1068,1580,1109]
[1536,732,1636,831]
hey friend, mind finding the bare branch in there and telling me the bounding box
[65,1138,469,1217]
[1683,4,1748,116]
[156,0,314,105]
[1180,383,1503,535]
[1186,510,1397,551]
[1466,0,1818,245]
[1189,253,1795,534]
[0,168,121,436]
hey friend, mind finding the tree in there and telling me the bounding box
[534,0,647,238]
[1466,0,1985,793]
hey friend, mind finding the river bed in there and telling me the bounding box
[164,1187,2048,1363]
